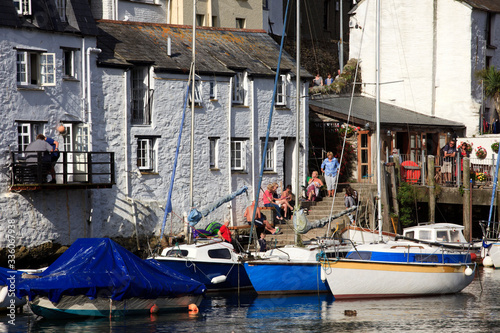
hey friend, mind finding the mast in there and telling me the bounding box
[294,0,301,245]
[190,0,196,209]
[376,0,383,241]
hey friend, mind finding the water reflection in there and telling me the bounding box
[2,268,500,333]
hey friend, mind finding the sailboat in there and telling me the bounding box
[320,0,475,299]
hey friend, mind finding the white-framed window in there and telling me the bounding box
[209,137,219,169]
[232,72,245,105]
[276,74,287,106]
[231,140,246,171]
[131,67,152,125]
[137,137,157,172]
[55,0,66,22]
[62,48,77,78]
[261,139,275,171]
[189,79,203,105]
[16,51,56,86]
[209,78,217,99]
[236,18,246,29]
[17,122,44,152]
[13,0,31,15]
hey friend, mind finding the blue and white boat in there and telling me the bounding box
[244,245,330,295]
[154,239,252,291]
[16,238,205,319]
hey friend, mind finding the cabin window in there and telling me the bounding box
[261,139,275,171]
[16,51,55,87]
[419,230,431,241]
[346,251,371,260]
[436,231,448,242]
[137,137,157,172]
[231,140,246,171]
[276,74,287,106]
[208,248,231,259]
[131,66,153,125]
[405,231,414,239]
[232,72,245,105]
[209,137,219,169]
[414,254,439,263]
[165,249,188,257]
[449,230,462,242]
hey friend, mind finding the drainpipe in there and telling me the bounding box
[86,47,102,150]
[81,38,86,120]
[251,79,256,202]
[167,0,171,23]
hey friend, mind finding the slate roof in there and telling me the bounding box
[96,20,311,78]
[0,0,97,35]
[309,95,465,130]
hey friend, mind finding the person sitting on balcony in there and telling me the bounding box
[25,134,54,183]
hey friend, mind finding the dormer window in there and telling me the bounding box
[55,0,67,22]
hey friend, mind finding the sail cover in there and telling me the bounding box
[16,238,205,303]
[187,186,248,226]
[293,206,357,234]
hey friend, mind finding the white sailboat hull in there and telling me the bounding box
[483,243,500,268]
[322,259,475,299]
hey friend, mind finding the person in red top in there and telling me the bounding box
[218,220,232,243]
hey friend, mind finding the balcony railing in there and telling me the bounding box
[10,151,115,191]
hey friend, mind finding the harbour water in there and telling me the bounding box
[2,267,500,333]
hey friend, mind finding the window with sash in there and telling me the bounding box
[231,140,246,171]
[137,137,157,172]
[232,72,245,105]
[62,48,77,79]
[16,51,56,87]
[17,122,44,152]
[131,67,153,125]
[13,0,31,15]
[261,139,275,171]
[209,137,219,169]
[276,74,287,106]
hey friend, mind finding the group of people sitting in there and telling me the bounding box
[262,182,294,220]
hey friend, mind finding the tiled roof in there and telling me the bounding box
[462,0,500,13]
[97,20,311,78]
[309,95,465,129]
[0,0,97,35]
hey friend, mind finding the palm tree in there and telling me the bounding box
[476,66,500,120]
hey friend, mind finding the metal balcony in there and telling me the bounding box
[9,151,115,192]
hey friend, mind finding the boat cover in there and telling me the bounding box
[15,238,205,303]
[0,266,22,284]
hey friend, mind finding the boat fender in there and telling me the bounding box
[320,268,326,283]
[470,253,477,261]
[150,304,159,314]
[464,266,473,276]
[483,256,494,267]
[210,275,227,284]
[188,304,199,313]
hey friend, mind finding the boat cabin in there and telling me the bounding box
[403,223,467,244]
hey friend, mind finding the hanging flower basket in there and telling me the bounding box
[337,124,360,138]
[492,142,499,154]
[476,146,487,159]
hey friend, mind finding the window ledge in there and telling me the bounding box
[231,170,248,174]
[232,105,249,109]
[210,99,218,102]
[210,168,220,171]
[131,123,152,127]
[275,106,290,111]
[17,85,44,91]
[487,44,497,50]
[140,171,159,175]
[121,0,162,6]
[263,171,277,174]
[63,77,79,82]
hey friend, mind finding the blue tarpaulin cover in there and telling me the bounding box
[15,238,205,303]
[0,266,22,285]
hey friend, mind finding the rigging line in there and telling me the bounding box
[326,0,370,237]
[247,0,292,251]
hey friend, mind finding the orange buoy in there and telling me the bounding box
[188,303,199,313]
[150,304,159,314]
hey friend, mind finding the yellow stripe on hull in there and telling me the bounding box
[321,259,466,273]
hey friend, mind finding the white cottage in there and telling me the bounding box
[349,0,500,136]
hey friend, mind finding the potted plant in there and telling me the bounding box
[476,146,487,159]
[338,124,359,138]
[492,142,499,154]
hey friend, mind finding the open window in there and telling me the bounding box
[16,50,56,87]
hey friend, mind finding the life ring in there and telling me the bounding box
[401,161,421,184]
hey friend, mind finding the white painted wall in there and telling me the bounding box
[349,0,495,136]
